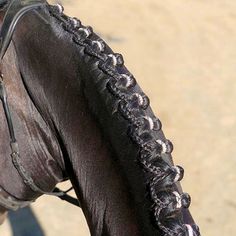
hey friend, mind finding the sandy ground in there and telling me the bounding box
[1,0,236,235]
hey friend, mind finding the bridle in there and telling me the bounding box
[0,0,79,210]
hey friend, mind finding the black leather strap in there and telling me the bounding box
[0,78,16,142]
[53,188,80,207]
[0,0,46,60]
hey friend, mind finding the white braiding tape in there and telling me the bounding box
[78,28,90,37]
[108,54,118,66]
[133,93,144,106]
[173,166,181,182]
[156,139,167,154]
[144,116,154,130]
[185,224,194,236]
[92,41,104,52]
[56,4,64,14]
[172,191,182,208]
[71,18,80,28]
[121,74,133,87]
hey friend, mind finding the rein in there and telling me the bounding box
[0,0,79,210]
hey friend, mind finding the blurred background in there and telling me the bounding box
[1,0,236,235]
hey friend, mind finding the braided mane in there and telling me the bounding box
[47,3,200,236]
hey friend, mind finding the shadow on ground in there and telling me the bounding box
[8,207,44,236]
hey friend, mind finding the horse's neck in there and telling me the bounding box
[11,10,160,235]
[12,7,197,236]
[0,41,64,200]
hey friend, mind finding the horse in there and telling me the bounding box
[0,0,201,235]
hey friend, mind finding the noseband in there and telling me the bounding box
[0,0,79,210]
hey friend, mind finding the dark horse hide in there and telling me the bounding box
[0,1,201,235]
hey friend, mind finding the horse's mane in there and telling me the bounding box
[43,4,200,235]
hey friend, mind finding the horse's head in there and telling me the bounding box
[0,1,200,235]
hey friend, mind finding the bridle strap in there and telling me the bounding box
[0,1,80,209]
[0,75,15,142]
[0,0,46,60]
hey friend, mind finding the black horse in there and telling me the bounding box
[0,1,200,235]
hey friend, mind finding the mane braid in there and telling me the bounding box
[47,4,200,236]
